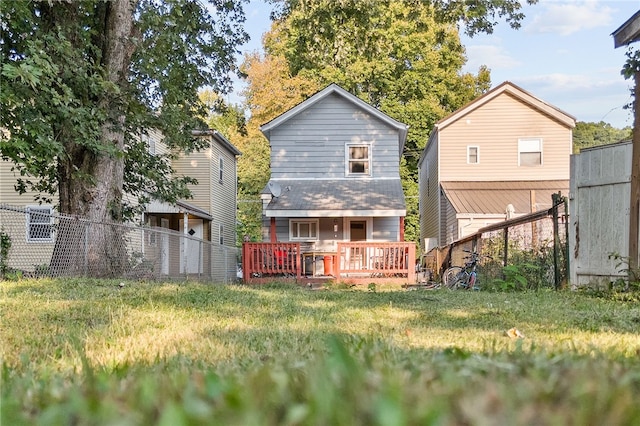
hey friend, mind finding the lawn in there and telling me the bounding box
[1,278,639,425]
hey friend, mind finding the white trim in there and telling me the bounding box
[266,177,399,181]
[25,205,54,242]
[289,218,320,241]
[518,138,543,166]
[345,217,373,241]
[267,209,406,218]
[25,205,55,243]
[467,145,479,164]
[435,82,576,130]
[345,142,372,177]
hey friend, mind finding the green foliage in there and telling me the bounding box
[608,252,640,291]
[0,230,11,278]
[573,121,632,153]
[260,0,504,243]
[3,279,640,424]
[0,1,248,220]
[490,263,540,291]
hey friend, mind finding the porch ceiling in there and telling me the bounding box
[262,179,406,218]
[441,180,569,215]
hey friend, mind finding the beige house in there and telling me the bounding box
[0,129,241,281]
[144,129,241,278]
[418,81,575,249]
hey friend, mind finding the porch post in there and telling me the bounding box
[242,243,250,282]
[183,212,189,274]
[270,217,277,242]
[399,217,405,242]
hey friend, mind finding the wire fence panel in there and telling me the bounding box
[433,196,569,290]
[0,204,239,283]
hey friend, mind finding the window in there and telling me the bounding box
[467,146,479,164]
[219,224,224,245]
[219,156,224,183]
[290,219,319,241]
[148,216,158,246]
[518,138,542,166]
[346,144,371,176]
[26,206,54,242]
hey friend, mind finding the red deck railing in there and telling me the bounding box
[242,242,301,282]
[241,241,416,284]
[336,242,416,282]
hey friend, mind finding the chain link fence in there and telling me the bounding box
[0,204,240,283]
[429,194,569,290]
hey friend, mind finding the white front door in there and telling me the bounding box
[180,219,204,274]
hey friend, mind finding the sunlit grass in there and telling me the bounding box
[2,278,640,425]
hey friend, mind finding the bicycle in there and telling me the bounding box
[442,250,487,290]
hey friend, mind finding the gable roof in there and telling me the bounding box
[192,129,242,156]
[261,178,406,217]
[441,180,569,215]
[260,83,408,153]
[612,10,640,48]
[434,81,576,131]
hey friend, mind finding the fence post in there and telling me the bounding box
[563,195,570,287]
[552,192,561,290]
[502,227,509,268]
[84,222,89,277]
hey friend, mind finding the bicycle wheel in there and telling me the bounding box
[442,266,463,289]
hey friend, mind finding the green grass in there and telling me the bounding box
[2,278,640,425]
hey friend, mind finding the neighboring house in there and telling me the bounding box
[0,128,241,281]
[418,81,575,250]
[145,129,241,279]
[258,83,408,267]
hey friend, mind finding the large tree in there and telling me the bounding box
[0,0,247,276]
[572,121,632,153]
[244,0,525,243]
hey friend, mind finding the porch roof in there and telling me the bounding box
[441,180,569,215]
[262,179,406,217]
[146,199,213,221]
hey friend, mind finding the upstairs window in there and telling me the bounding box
[467,146,479,164]
[26,206,54,242]
[219,224,224,245]
[346,144,371,176]
[219,157,224,183]
[519,138,542,166]
[290,219,319,241]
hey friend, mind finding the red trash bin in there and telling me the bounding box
[323,255,334,276]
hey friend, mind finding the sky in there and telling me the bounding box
[234,0,640,129]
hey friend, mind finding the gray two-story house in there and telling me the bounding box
[258,83,409,276]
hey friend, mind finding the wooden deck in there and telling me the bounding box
[242,241,416,285]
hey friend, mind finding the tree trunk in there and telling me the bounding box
[51,0,135,278]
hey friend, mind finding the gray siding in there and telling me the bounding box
[269,93,400,179]
[418,133,441,248]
